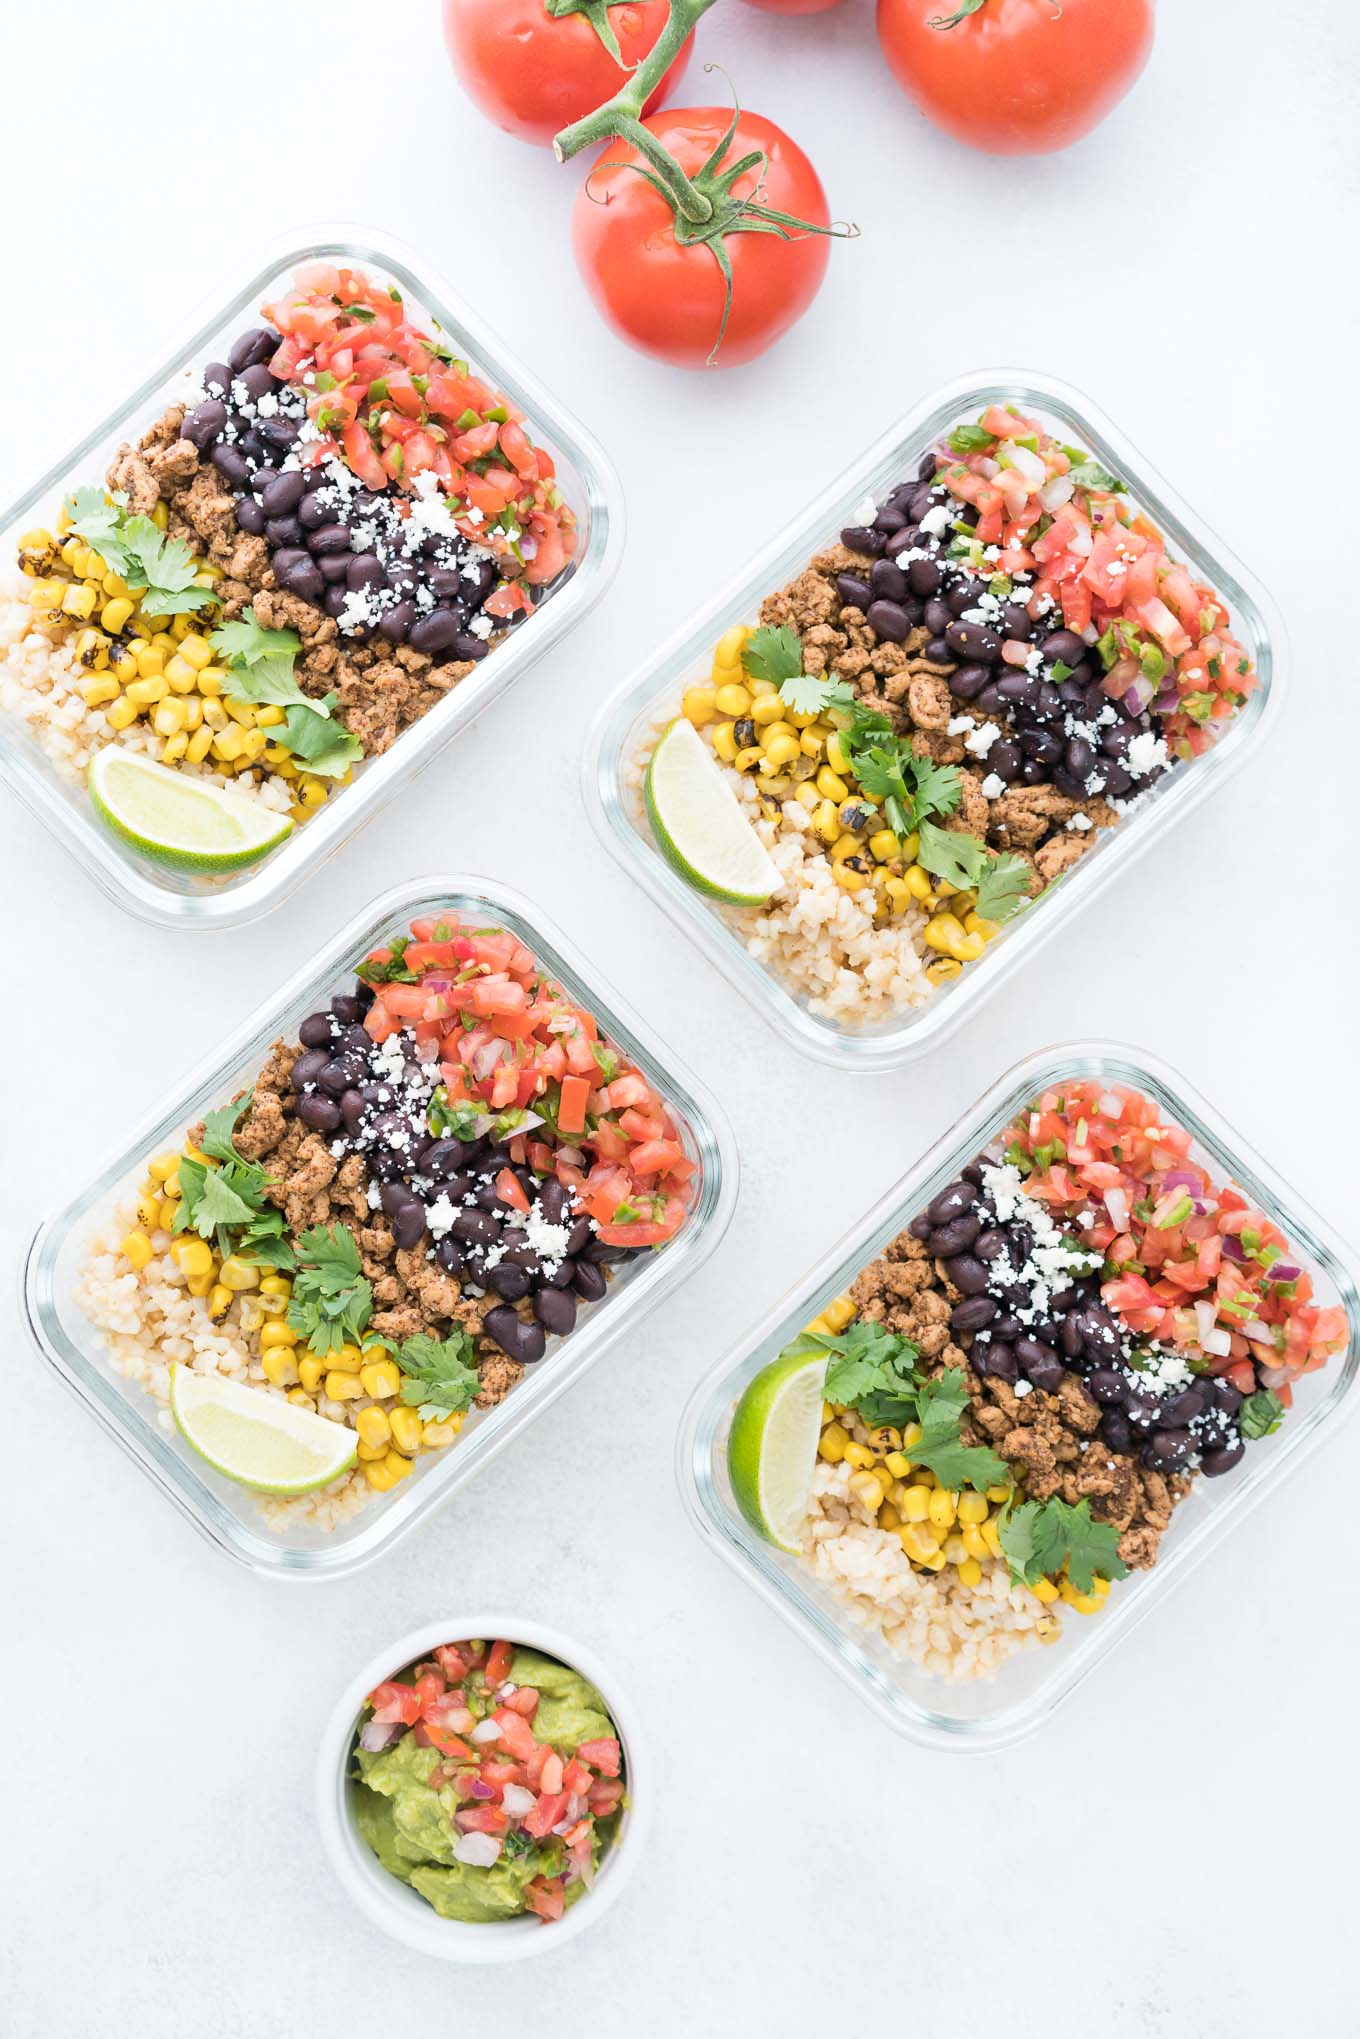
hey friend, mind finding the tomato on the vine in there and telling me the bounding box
[742,0,845,12]
[875,0,1154,156]
[571,107,837,368]
[441,0,693,149]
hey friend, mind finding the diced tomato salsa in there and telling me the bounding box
[1007,1081,1349,1400]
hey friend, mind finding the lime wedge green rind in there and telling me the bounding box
[645,717,781,907]
[727,1349,827,1554]
[88,749,292,873]
[169,1365,357,1495]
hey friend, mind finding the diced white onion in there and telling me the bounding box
[471,1718,501,1744]
[1098,1092,1123,1118]
[1040,475,1075,512]
[1104,1186,1131,1233]
[501,1784,536,1817]
[453,1832,503,1868]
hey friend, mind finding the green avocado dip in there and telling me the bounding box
[351,1640,626,1925]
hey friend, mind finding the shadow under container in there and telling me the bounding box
[589,371,1281,1069]
[0,231,622,929]
[23,875,737,1579]
[680,1044,1358,1750]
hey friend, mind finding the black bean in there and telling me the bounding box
[263,517,301,550]
[346,553,386,593]
[973,1228,1006,1262]
[866,599,912,644]
[1040,629,1086,668]
[202,360,233,397]
[297,492,329,531]
[1104,764,1134,796]
[564,1218,593,1256]
[536,1178,569,1225]
[1020,728,1063,766]
[992,1313,1023,1342]
[988,740,1024,785]
[946,582,978,618]
[378,600,416,644]
[315,1058,356,1097]
[874,503,907,535]
[982,1341,1019,1383]
[323,586,349,618]
[946,1253,989,1297]
[489,1262,531,1302]
[340,1090,365,1134]
[307,523,352,558]
[974,682,1006,716]
[424,1139,469,1179]
[922,636,950,664]
[1200,1440,1245,1478]
[945,620,1000,664]
[1001,603,1034,640]
[840,525,884,556]
[261,470,305,518]
[435,1238,465,1276]
[997,672,1036,705]
[1100,1411,1133,1454]
[907,556,941,600]
[870,559,908,602]
[573,1260,608,1303]
[259,416,300,454]
[475,1183,503,1213]
[238,429,265,462]
[210,443,251,489]
[450,631,492,661]
[582,1239,630,1265]
[536,1287,577,1337]
[228,327,276,373]
[453,1209,499,1248]
[950,1295,998,1334]
[231,497,265,538]
[541,1257,575,1290]
[330,994,365,1026]
[1206,1379,1244,1416]
[836,574,872,611]
[297,1012,333,1049]
[948,663,989,702]
[1086,1369,1128,1406]
[928,1179,977,1226]
[391,1202,426,1251]
[182,400,228,450]
[1162,1386,1208,1427]
[923,598,952,638]
[297,1092,341,1132]
[483,1307,546,1365]
[409,609,464,654]
[930,1213,981,1257]
[1060,1315,1085,1360]
[1026,1350,1068,1394]
[319,554,352,586]
[290,1049,330,1090]
[282,559,327,605]
[909,484,937,522]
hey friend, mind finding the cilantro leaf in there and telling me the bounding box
[779,670,839,717]
[1066,457,1125,495]
[910,757,962,823]
[1240,1389,1285,1441]
[974,852,1031,926]
[221,650,314,710]
[810,1319,921,1429]
[65,486,131,570]
[947,423,994,454]
[394,1330,481,1419]
[209,611,302,667]
[905,1370,1009,1491]
[65,492,217,615]
[281,695,364,777]
[916,820,988,889]
[1061,1500,1129,1594]
[200,1094,251,1166]
[287,1226,373,1357]
[357,936,418,987]
[741,625,805,689]
[428,1086,488,1140]
[997,1498,1067,1587]
[176,1159,257,1237]
[999,1495,1128,1593]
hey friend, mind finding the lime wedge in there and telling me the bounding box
[645,717,781,906]
[88,749,292,873]
[727,1349,827,1554]
[170,1366,357,1495]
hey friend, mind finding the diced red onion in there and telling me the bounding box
[358,1719,402,1752]
[1124,675,1157,715]
[472,1039,509,1081]
[1161,1168,1201,1195]
[466,1775,496,1800]
[556,1145,586,1167]
[1222,1235,1247,1263]
[1272,1264,1301,1282]
[1040,475,1074,512]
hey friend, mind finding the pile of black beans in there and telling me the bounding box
[837,452,1168,803]
[911,1163,1246,1479]
[291,987,635,1367]
[180,325,508,659]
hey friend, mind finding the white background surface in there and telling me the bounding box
[2,2,1358,2034]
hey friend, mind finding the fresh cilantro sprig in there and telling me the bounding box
[394,1330,481,1421]
[1064,451,1126,495]
[1240,1389,1285,1441]
[357,935,418,987]
[428,1086,488,1141]
[64,487,218,617]
[740,624,856,720]
[800,1316,1005,1493]
[998,1495,1129,1594]
[172,1094,294,1269]
[916,823,1031,927]
[900,1371,1009,1491]
[209,607,364,779]
[287,1226,373,1357]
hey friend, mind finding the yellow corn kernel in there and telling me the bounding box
[927,959,963,984]
[217,1255,260,1292]
[109,647,139,683]
[222,696,256,728]
[186,1268,215,1299]
[877,1501,900,1532]
[258,1275,291,1300]
[867,828,899,863]
[899,1522,941,1566]
[298,777,328,808]
[1071,1591,1101,1615]
[928,1487,957,1530]
[356,1437,387,1461]
[258,1320,299,1353]
[833,860,871,893]
[212,725,248,763]
[925,912,966,953]
[713,682,752,718]
[898,1422,923,1451]
[238,728,268,762]
[956,1557,984,1588]
[823,1295,856,1332]
[148,629,176,656]
[841,1441,875,1471]
[176,631,212,669]
[207,1284,232,1320]
[160,653,195,694]
[195,665,225,697]
[747,692,782,727]
[178,727,212,768]
[358,1358,402,1401]
[817,1422,849,1464]
[295,1353,324,1394]
[389,1405,424,1456]
[176,696,202,731]
[355,1405,391,1452]
[253,703,286,730]
[325,1370,365,1402]
[147,1150,180,1184]
[710,720,739,763]
[421,1415,464,1448]
[28,576,67,613]
[160,733,189,764]
[849,1471,888,1515]
[713,625,749,671]
[134,646,165,681]
[962,1522,989,1561]
[364,1457,399,1492]
[18,524,54,556]
[133,1191,161,1230]
[172,1237,214,1282]
[814,765,848,803]
[73,628,109,673]
[125,676,168,710]
[981,1518,1004,1559]
[798,729,826,760]
[60,581,97,620]
[986,1484,1011,1504]
[261,1347,301,1389]
[807,799,836,846]
[899,1483,932,1523]
[382,1449,414,1483]
[943,1532,969,1565]
[679,685,718,728]
[883,1450,912,1480]
[904,864,933,903]
[1031,1576,1060,1604]
[957,1491,989,1524]
[120,1230,153,1271]
[153,700,188,738]
[81,673,121,707]
[951,931,986,963]
[761,732,801,770]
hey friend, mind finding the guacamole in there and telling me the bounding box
[351,1644,624,1924]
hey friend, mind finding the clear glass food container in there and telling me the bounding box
[679,1045,1359,1750]
[0,230,622,929]
[588,372,1282,1069]
[22,875,736,1578]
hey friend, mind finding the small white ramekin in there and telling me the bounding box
[316,1615,649,1963]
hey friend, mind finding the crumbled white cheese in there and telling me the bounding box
[980,773,1007,799]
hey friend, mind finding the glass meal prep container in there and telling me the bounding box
[0,230,622,930]
[679,1044,1359,1751]
[22,875,736,1579]
[588,371,1282,1070]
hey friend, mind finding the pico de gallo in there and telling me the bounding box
[352,1637,627,1924]
[86,907,697,1528]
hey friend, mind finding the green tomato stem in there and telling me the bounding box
[553,0,719,166]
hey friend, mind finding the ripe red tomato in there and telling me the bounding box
[571,107,834,367]
[742,0,845,12]
[876,0,1154,156]
[441,0,693,149]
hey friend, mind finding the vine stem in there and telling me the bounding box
[554,0,720,200]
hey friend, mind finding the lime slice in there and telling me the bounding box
[727,1348,827,1554]
[169,1366,357,1495]
[89,749,292,873]
[645,717,781,906]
